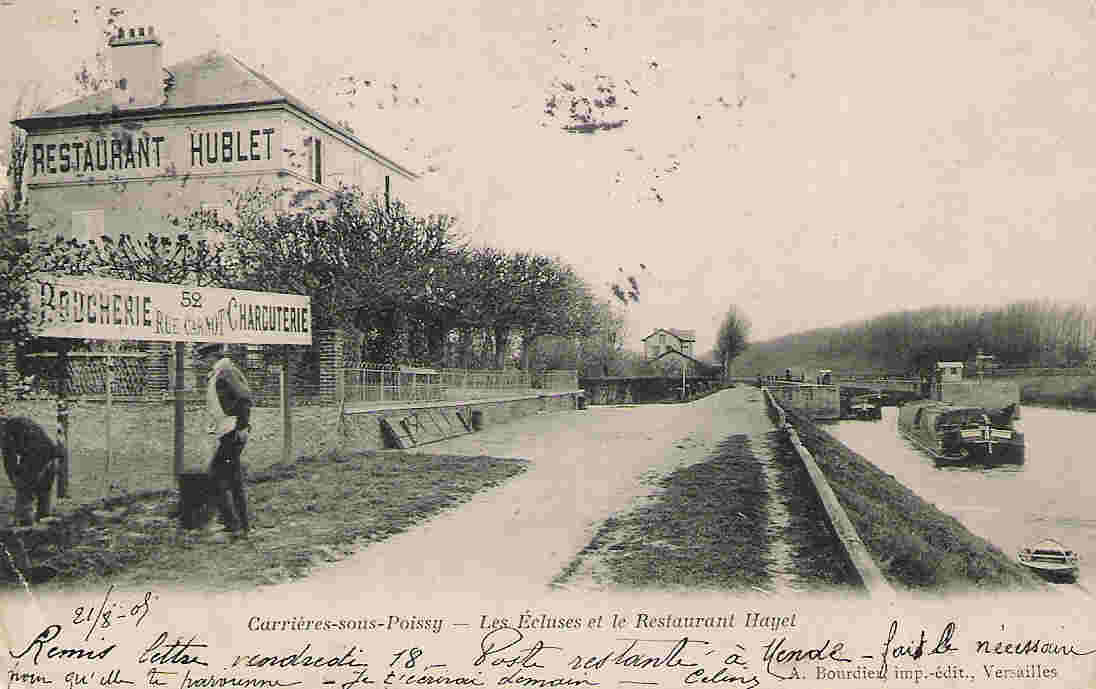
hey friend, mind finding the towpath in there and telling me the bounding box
[265,387,775,600]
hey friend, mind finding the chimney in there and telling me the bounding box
[110,26,164,109]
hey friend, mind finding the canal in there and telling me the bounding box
[827,405,1094,592]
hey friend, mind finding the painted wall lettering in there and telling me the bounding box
[31,136,165,176]
[190,128,275,166]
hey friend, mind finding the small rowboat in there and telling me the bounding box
[1018,538,1080,580]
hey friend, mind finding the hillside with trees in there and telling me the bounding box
[731,301,1096,377]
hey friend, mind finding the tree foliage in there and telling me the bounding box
[171,185,603,368]
[715,306,752,376]
[733,301,1096,376]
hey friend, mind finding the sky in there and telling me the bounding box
[3,0,1096,355]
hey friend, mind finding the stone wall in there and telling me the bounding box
[579,376,716,405]
[339,391,581,452]
[767,382,841,420]
[935,380,1020,410]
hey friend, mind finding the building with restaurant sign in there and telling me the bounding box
[2,26,420,401]
[12,25,419,242]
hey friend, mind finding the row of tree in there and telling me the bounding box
[731,301,1096,377]
[2,183,639,373]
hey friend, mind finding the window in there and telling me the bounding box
[312,137,323,184]
[72,209,105,243]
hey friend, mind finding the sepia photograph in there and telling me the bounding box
[1,1,1094,688]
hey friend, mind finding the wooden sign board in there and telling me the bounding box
[29,274,311,345]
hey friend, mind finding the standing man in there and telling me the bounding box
[195,342,253,537]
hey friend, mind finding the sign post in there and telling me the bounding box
[27,274,311,493]
[174,341,185,477]
[280,354,292,465]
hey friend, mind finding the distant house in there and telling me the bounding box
[642,328,696,360]
[651,348,715,376]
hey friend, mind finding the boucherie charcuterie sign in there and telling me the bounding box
[29,274,311,345]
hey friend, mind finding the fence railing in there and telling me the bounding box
[335,367,579,405]
[339,367,446,404]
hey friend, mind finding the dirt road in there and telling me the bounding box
[269,387,773,600]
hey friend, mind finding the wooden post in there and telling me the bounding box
[56,346,70,499]
[280,353,292,465]
[174,341,185,477]
[104,352,113,494]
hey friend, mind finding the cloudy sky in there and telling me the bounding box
[3,0,1095,353]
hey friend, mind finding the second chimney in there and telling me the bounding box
[110,26,164,109]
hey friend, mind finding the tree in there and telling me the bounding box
[4,83,50,209]
[715,306,751,378]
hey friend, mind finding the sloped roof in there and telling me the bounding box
[654,348,714,370]
[641,327,696,342]
[13,50,416,179]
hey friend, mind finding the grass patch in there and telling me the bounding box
[2,450,527,591]
[762,431,859,591]
[780,406,1044,593]
[557,435,770,592]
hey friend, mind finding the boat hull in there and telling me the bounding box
[1020,562,1078,582]
[897,427,1025,465]
[897,401,1025,466]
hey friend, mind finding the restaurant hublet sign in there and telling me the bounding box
[29,275,312,346]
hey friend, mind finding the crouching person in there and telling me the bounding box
[2,416,62,526]
[195,342,253,537]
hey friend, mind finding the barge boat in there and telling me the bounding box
[897,400,1024,465]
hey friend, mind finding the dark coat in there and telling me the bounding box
[2,416,61,490]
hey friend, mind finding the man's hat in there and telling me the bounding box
[195,342,224,356]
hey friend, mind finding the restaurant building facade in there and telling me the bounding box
[3,26,420,400]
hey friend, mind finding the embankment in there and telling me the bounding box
[1012,373,1096,411]
[778,404,1044,593]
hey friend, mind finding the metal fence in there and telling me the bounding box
[339,367,446,404]
[335,367,579,405]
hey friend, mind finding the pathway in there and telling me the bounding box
[265,387,774,601]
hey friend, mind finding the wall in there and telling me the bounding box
[767,382,841,420]
[282,111,418,210]
[935,380,1019,409]
[580,376,706,405]
[24,108,416,240]
[25,111,284,238]
[339,392,580,452]
[1013,373,1096,410]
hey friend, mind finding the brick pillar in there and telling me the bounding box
[144,342,171,397]
[0,339,16,399]
[317,329,345,404]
